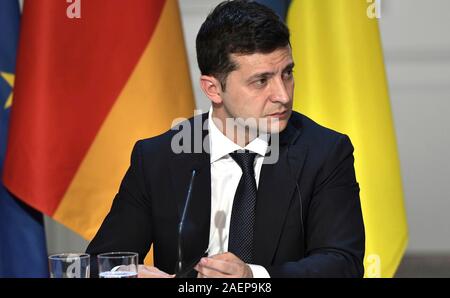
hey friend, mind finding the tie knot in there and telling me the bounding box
[229,150,257,171]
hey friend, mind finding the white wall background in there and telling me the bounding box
[379,0,450,252]
[45,0,450,255]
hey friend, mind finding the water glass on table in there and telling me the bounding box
[48,253,90,278]
[98,252,138,278]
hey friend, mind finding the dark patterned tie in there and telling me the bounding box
[228,150,258,263]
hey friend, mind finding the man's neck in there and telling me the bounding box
[211,109,258,147]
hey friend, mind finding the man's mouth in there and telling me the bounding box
[267,110,288,118]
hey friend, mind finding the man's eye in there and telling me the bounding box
[254,78,267,87]
[283,69,294,79]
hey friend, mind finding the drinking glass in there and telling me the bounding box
[97,252,138,278]
[48,253,90,278]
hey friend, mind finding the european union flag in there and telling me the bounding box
[0,0,48,277]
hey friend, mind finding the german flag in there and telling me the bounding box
[3,0,195,244]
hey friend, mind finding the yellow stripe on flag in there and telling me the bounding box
[54,0,194,265]
[287,0,408,277]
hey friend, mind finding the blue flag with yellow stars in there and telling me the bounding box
[0,0,48,277]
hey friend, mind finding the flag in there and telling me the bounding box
[0,0,48,277]
[3,0,195,266]
[258,0,408,277]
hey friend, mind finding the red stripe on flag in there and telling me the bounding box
[3,0,166,215]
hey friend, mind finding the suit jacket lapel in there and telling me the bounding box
[253,119,308,266]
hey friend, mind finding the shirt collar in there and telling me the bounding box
[208,107,269,164]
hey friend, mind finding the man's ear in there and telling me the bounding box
[200,75,223,104]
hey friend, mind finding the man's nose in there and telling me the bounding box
[270,77,290,104]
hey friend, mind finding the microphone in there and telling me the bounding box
[175,169,197,276]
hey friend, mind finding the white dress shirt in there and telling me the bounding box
[207,108,270,278]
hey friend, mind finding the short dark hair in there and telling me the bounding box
[196,0,290,90]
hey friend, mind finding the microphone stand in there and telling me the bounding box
[175,169,196,276]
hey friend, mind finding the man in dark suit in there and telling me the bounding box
[86,0,365,278]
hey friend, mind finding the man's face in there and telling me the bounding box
[218,45,294,134]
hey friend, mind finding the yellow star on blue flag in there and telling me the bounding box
[0,71,14,109]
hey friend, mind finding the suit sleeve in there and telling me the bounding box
[267,135,365,277]
[86,140,153,276]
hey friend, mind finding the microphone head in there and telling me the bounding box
[191,164,203,174]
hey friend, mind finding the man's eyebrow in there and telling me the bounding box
[283,62,295,72]
[246,62,295,82]
[246,71,275,82]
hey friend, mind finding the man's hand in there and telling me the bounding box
[194,252,253,278]
[138,265,175,278]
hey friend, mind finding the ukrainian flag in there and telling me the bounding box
[257,0,408,277]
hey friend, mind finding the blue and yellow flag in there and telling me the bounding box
[258,0,408,277]
[0,0,48,277]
